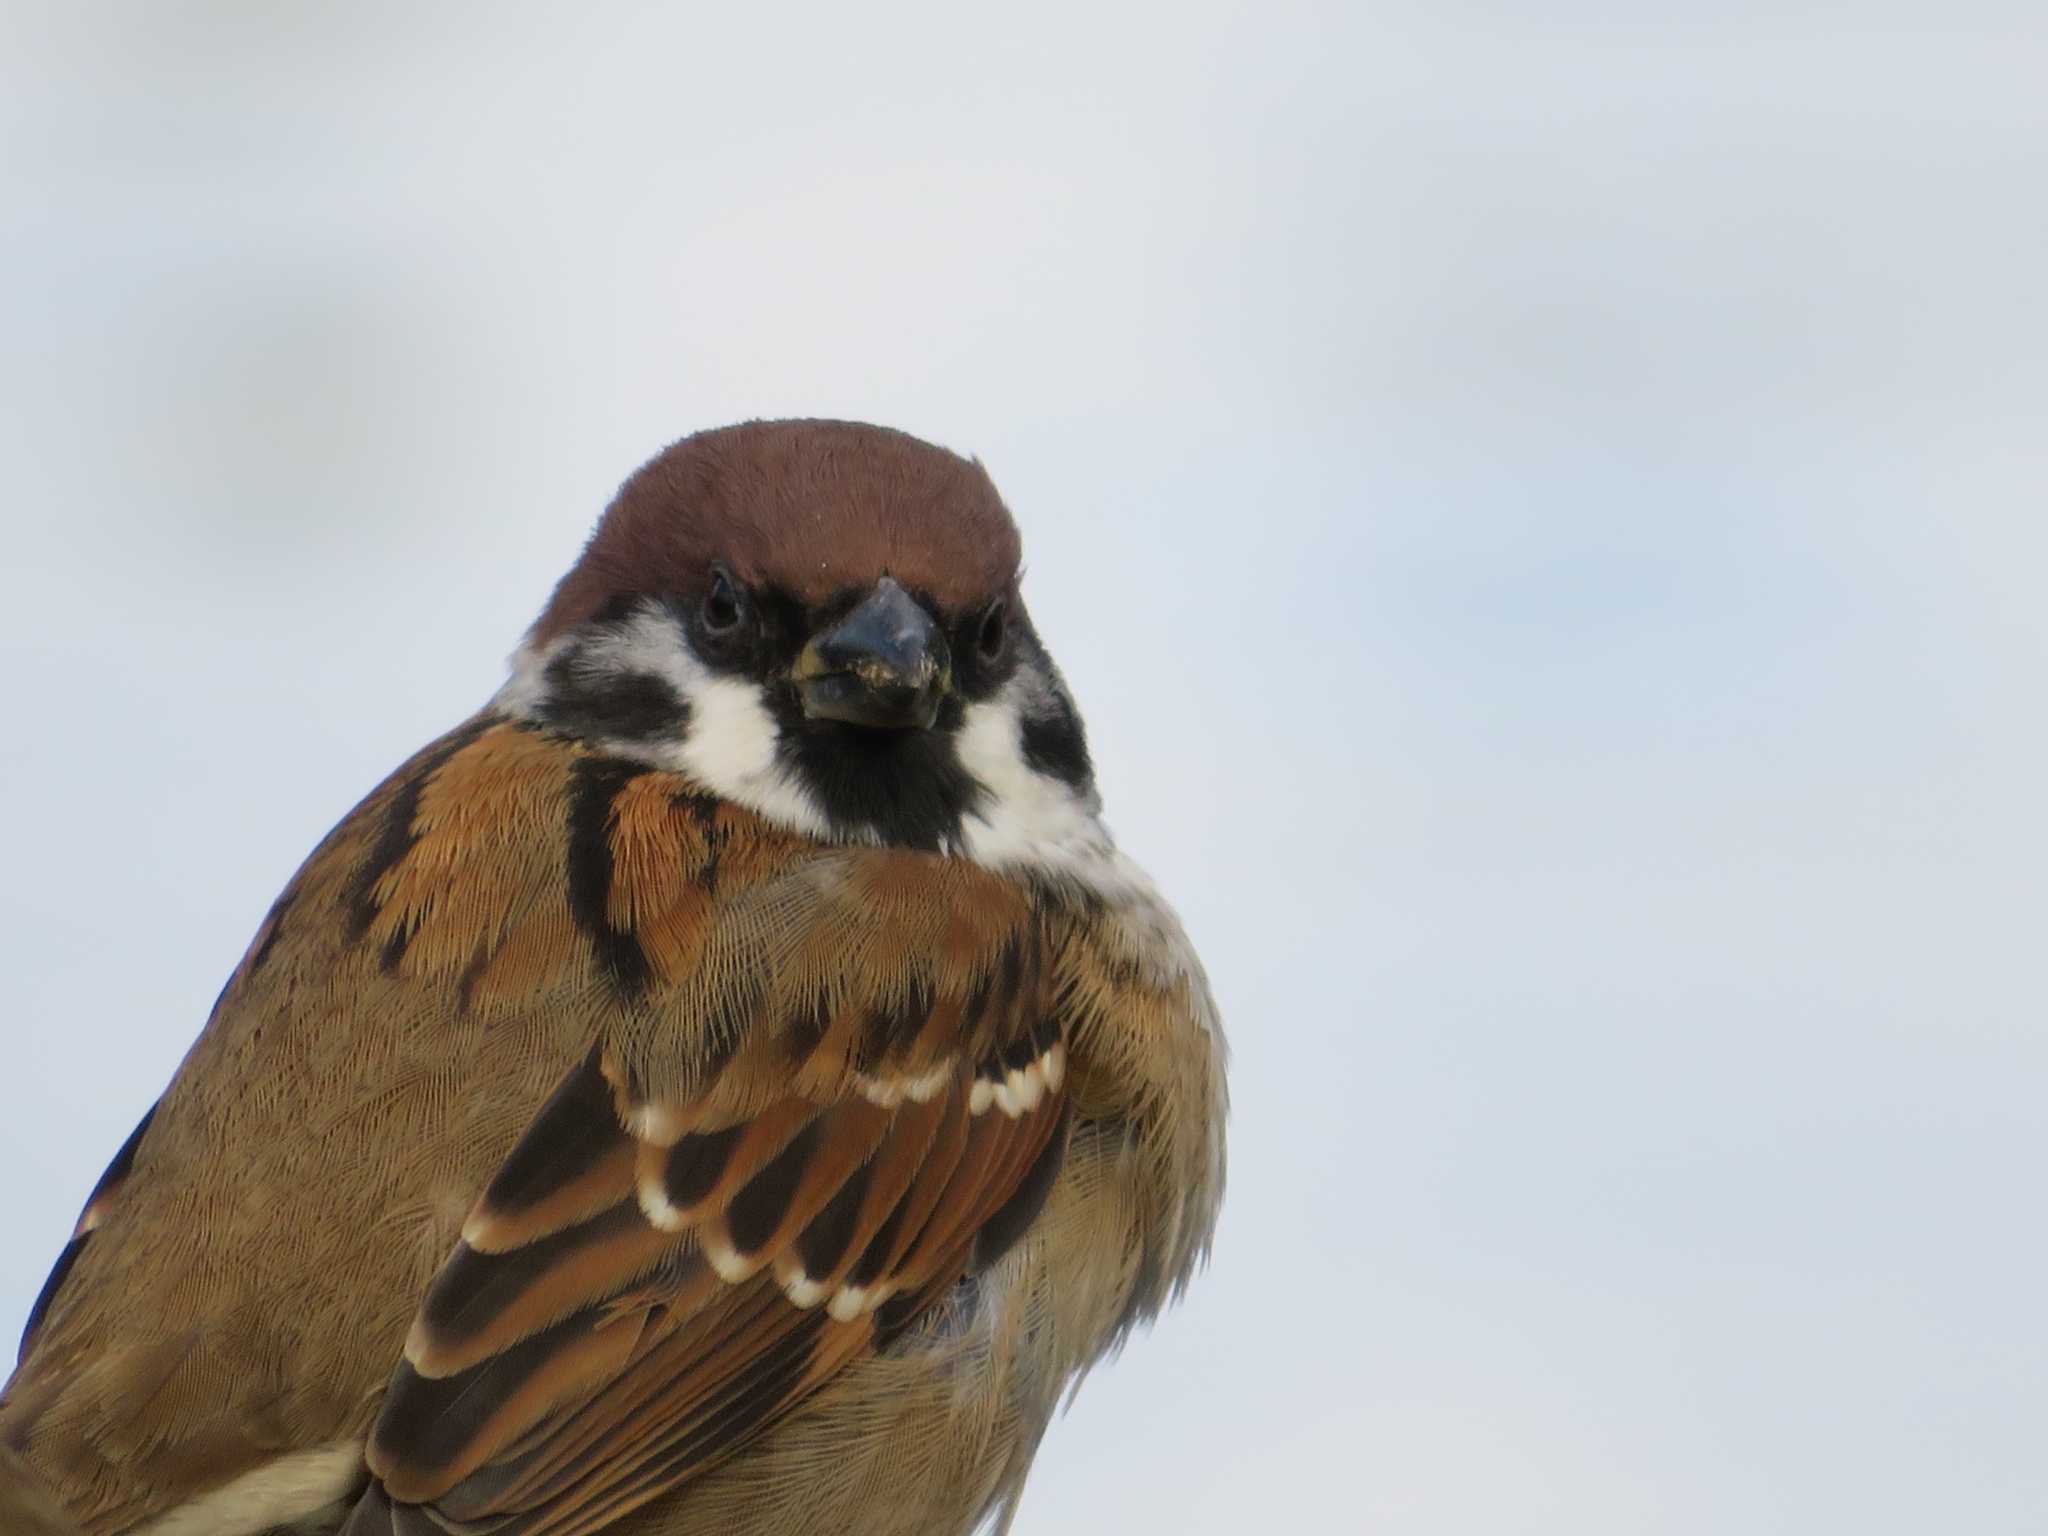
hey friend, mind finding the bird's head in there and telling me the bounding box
[498,420,1100,867]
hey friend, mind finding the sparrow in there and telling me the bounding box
[0,1446,79,1536]
[2,420,1227,1536]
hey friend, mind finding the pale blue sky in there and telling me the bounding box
[3,4,2045,1531]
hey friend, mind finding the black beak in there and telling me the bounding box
[792,576,950,731]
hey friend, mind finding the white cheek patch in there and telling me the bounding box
[497,608,695,720]
[674,675,832,838]
[496,609,832,839]
[955,680,1227,1028]
[956,677,1116,877]
[491,645,553,719]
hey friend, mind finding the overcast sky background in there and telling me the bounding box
[3,4,2046,1532]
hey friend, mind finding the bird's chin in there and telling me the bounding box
[801,715,936,758]
[774,714,979,852]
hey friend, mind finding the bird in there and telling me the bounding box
[1,420,1227,1536]
[0,1446,80,1536]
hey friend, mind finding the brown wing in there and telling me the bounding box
[0,1446,82,1536]
[342,850,1071,1536]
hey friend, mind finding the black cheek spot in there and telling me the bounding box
[1018,693,1092,789]
[537,654,690,742]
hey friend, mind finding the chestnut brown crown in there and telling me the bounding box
[533,420,1024,645]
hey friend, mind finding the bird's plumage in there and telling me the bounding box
[3,421,1225,1536]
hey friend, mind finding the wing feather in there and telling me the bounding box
[349,831,1070,1536]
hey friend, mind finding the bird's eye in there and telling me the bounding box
[701,568,747,635]
[976,600,1009,662]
